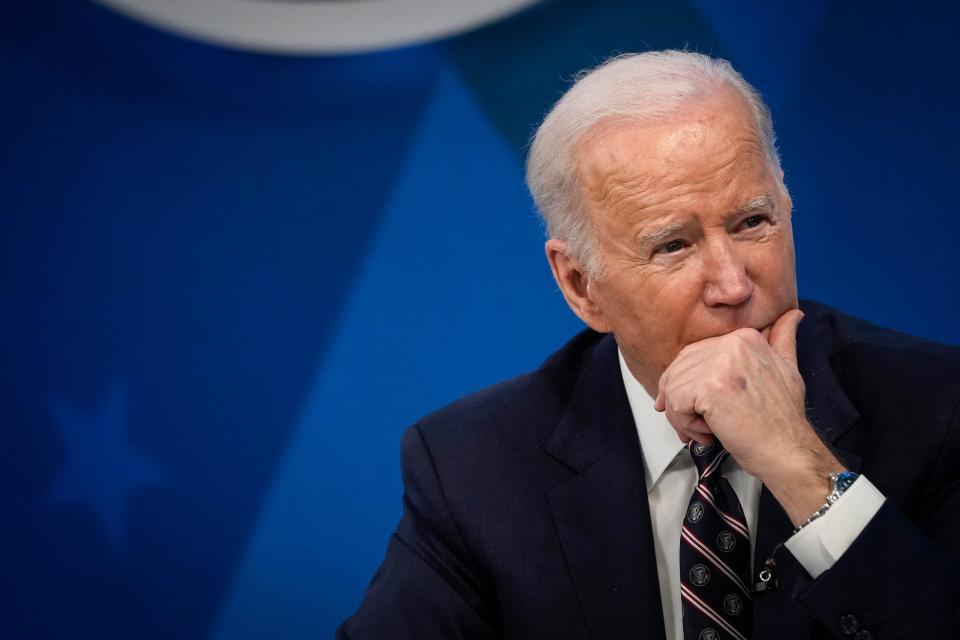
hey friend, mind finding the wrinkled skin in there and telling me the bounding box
[545,88,843,524]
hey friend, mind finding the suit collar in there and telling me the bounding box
[797,299,861,450]
[542,333,634,473]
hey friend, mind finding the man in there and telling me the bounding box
[338,51,960,639]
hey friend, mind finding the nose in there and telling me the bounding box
[701,237,754,307]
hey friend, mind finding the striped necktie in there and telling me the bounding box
[679,439,753,640]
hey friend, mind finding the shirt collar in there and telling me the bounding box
[618,347,686,493]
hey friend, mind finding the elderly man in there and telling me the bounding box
[338,51,960,639]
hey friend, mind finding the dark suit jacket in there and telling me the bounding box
[338,301,960,639]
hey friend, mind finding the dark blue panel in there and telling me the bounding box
[0,2,437,638]
[213,63,584,639]
[780,1,960,344]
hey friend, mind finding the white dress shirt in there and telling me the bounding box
[618,350,885,639]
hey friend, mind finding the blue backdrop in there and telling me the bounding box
[4,1,959,638]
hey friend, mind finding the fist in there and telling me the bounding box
[653,309,811,478]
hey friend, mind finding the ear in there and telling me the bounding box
[544,239,612,333]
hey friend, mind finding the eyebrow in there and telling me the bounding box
[637,194,777,249]
[639,223,684,249]
[737,193,776,214]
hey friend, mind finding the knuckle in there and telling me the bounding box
[716,351,736,371]
[658,372,670,390]
[735,327,763,346]
[666,396,682,415]
[708,376,727,394]
[728,336,750,356]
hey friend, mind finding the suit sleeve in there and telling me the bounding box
[336,424,500,639]
[793,397,960,639]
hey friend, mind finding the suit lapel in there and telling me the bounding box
[539,306,865,639]
[543,334,666,640]
[796,301,862,451]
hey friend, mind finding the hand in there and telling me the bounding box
[654,309,844,525]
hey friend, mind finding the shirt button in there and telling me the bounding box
[838,614,859,635]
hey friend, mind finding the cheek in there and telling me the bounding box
[627,275,702,343]
[751,241,796,282]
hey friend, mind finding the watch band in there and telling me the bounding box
[792,470,860,535]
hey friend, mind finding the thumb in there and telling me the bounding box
[768,308,804,366]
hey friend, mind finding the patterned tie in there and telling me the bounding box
[680,439,753,640]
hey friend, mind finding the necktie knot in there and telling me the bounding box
[687,439,728,479]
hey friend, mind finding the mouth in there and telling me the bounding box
[684,316,779,348]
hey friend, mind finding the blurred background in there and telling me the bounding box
[3,1,959,637]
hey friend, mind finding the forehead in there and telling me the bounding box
[576,89,771,216]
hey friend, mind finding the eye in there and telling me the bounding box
[658,239,686,254]
[739,214,770,231]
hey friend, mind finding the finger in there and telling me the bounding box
[663,387,713,438]
[677,416,713,446]
[768,308,804,367]
[664,347,729,381]
[689,431,714,446]
[656,346,730,413]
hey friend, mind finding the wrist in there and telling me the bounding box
[761,446,845,527]
[791,470,860,534]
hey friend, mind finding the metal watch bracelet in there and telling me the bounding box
[791,470,859,535]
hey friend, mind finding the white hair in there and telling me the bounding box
[525,50,784,278]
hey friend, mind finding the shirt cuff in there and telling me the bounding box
[784,475,886,578]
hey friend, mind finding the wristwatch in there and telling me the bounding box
[826,470,860,505]
[793,470,860,534]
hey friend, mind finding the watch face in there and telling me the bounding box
[836,471,859,493]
